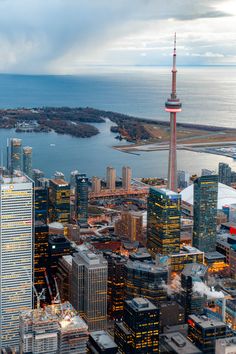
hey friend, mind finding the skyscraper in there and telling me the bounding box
[71,248,108,331]
[122,166,132,190]
[10,137,22,172]
[34,186,48,223]
[0,175,33,349]
[23,146,32,178]
[92,176,101,194]
[106,166,116,190]
[193,175,218,253]
[147,187,181,256]
[34,222,49,292]
[165,34,182,191]
[103,252,126,320]
[49,179,70,224]
[219,162,232,186]
[114,298,159,353]
[76,173,89,224]
[115,211,143,243]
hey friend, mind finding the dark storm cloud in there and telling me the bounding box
[0,0,231,72]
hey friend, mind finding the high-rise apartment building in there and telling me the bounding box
[71,248,108,331]
[92,176,101,194]
[115,211,143,243]
[0,175,33,350]
[147,187,181,256]
[193,175,218,253]
[23,146,32,178]
[122,166,132,190]
[114,298,159,353]
[219,162,232,186]
[49,179,70,224]
[124,260,168,305]
[10,137,22,172]
[106,166,116,190]
[19,302,89,354]
[75,174,89,224]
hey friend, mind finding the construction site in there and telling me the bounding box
[19,302,88,354]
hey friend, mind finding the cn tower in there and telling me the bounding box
[165,33,182,191]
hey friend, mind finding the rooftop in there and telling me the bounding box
[90,331,117,350]
[75,248,107,267]
[126,259,167,273]
[20,302,88,332]
[50,178,69,187]
[205,251,225,261]
[189,314,226,329]
[0,175,32,185]
[151,187,180,198]
[216,336,236,347]
[160,332,202,354]
[127,297,157,312]
[182,263,208,278]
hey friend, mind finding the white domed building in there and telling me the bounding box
[180,183,236,217]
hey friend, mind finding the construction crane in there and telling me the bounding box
[44,270,54,303]
[33,286,46,310]
[53,276,61,305]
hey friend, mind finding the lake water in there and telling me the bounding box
[0,66,236,179]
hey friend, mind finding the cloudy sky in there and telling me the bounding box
[0,0,235,74]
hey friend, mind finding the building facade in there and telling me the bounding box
[71,248,108,331]
[0,175,33,349]
[115,211,143,243]
[147,187,181,256]
[34,222,49,292]
[49,179,70,224]
[124,260,168,305]
[10,137,22,172]
[122,166,132,190]
[23,146,32,178]
[75,174,89,224]
[193,175,218,253]
[106,166,116,190]
[114,298,159,353]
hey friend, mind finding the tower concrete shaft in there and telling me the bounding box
[165,33,182,191]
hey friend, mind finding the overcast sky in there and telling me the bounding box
[0,0,235,74]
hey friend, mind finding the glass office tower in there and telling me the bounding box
[147,187,181,256]
[76,174,89,225]
[23,146,32,178]
[0,175,33,350]
[10,138,22,172]
[193,175,218,253]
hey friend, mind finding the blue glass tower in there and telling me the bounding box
[76,174,89,225]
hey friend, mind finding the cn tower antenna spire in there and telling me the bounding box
[165,33,182,191]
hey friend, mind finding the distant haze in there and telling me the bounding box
[0,0,235,74]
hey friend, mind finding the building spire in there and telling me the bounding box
[171,33,177,99]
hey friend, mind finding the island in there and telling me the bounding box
[1,107,236,159]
